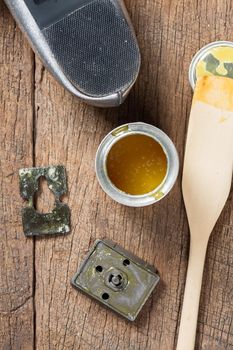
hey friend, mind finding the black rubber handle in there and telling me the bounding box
[24,0,94,29]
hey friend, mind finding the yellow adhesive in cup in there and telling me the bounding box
[106,134,167,195]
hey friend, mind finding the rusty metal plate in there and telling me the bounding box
[71,239,159,321]
[19,165,70,236]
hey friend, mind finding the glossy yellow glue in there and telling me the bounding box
[106,134,167,195]
[189,42,233,89]
[196,46,233,78]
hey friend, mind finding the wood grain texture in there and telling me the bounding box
[0,1,34,349]
[0,0,232,349]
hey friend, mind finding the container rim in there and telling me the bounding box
[95,122,179,207]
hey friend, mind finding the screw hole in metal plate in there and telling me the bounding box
[95,265,103,272]
[102,293,110,300]
[123,259,130,266]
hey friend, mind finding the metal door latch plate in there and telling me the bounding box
[71,239,160,321]
[19,165,70,236]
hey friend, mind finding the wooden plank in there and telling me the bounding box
[0,0,232,349]
[34,0,233,348]
[0,3,35,350]
[33,0,233,347]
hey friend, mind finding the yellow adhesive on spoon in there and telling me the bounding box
[106,134,167,195]
[193,75,233,111]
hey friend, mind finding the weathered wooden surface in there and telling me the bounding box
[0,1,34,349]
[0,0,232,349]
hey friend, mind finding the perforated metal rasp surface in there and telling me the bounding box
[42,0,140,97]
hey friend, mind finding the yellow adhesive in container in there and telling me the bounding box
[106,134,167,195]
[196,46,233,79]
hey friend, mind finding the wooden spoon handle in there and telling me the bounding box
[176,239,208,350]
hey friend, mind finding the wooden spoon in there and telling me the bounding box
[176,75,233,350]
